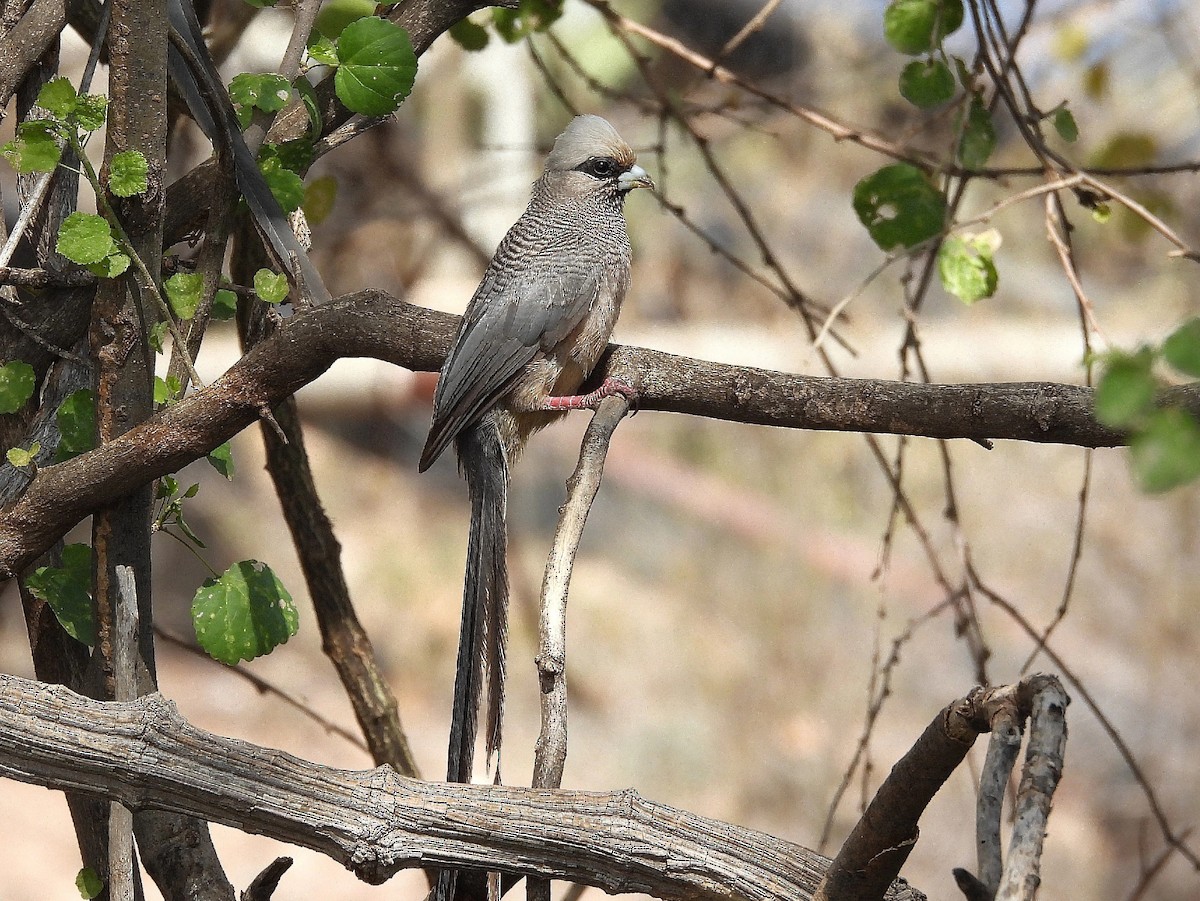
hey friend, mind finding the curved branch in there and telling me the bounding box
[1,289,1188,580]
[0,674,921,901]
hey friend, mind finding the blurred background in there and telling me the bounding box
[2,0,1199,898]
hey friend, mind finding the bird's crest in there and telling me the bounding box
[545,115,636,172]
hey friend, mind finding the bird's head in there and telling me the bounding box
[543,115,654,201]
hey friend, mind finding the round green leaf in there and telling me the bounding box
[1052,107,1079,143]
[76,866,104,900]
[109,149,149,197]
[449,18,490,51]
[303,175,338,224]
[3,122,63,174]
[259,158,305,213]
[207,441,235,480]
[0,360,35,414]
[72,94,109,132]
[853,163,947,250]
[254,269,290,304]
[334,17,418,116]
[229,72,292,114]
[25,544,95,647]
[36,77,78,118]
[884,0,964,55]
[165,272,204,320]
[212,289,239,321]
[192,560,298,664]
[314,0,377,39]
[56,212,117,266]
[56,388,96,461]
[899,58,955,108]
[937,235,998,304]
[1095,350,1156,429]
[1130,408,1200,493]
[1163,317,1200,378]
[957,95,997,169]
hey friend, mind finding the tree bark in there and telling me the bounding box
[0,674,923,901]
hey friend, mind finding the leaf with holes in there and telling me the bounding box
[853,163,947,251]
[938,231,1000,304]
[334,17,417,116]
[192,560,298,664]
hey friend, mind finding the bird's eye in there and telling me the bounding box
[579,157,618,179]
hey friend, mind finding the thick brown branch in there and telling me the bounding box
[0,289,1185,581]
[0,674,921,901]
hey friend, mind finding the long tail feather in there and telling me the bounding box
[438,414,509,901]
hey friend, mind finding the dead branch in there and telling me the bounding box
[0,673,921,901]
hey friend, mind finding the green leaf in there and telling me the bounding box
[1052,107,1078,143]
[25,544,95,647]
[148,319,171,353]
[154,374,183,405]
[56,212,117,266]
[449,18,490,51]
[303,175,337,224]
[229,72,293,114]
[6,441,39,468]
[852,163,947,251]
[334,17,418,116]
[493,0,564,43]
[1095,349,1156,429]
[1163,318,1200,378]
[212,289,239,321]
[191,560,298,664]
[72,93,109,132]
[37,77,78,118]
[315,0,377,39]
[883,0,964,55]
[937,231,1000,304]
[307,34,340,67]
[164,272,204,320]
[0,360,36,413]
[109,150,149,197]
[957,95,997,169]
[56,389,96,461]
[2,121,63,174]
[292,76,324,137]
[1130,408,1200,493]
[87,251,131,279]
[1089,131,1157,169]
[268,138,314,172]
[254,269,290,304]
[899,58,956,108]
[258,157,306,213]
[207,440,235,479]
[76,866,104,900]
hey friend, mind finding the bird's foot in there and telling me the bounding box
[541,377,639,412]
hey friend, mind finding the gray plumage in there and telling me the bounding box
[420,115,650,833]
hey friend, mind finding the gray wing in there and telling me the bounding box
[419,245,602,470]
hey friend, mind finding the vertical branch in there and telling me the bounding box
[231,234,422,781]
[996,677,1069,901]
[93,3,236,898]
[528,395,630,901]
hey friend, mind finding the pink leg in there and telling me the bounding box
[539,377,639,411]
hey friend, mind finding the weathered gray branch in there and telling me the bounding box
[1,289,1191,581]
[0,674,921,901]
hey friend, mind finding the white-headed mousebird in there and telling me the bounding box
[419,115,652,897]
